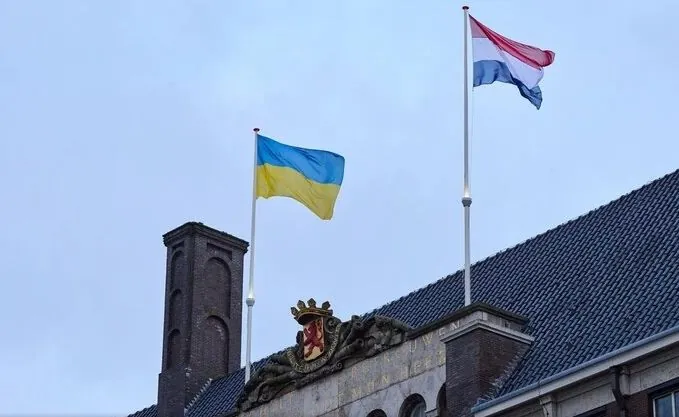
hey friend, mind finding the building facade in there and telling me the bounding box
[128,169,679,417]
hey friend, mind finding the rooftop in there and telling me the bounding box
[128,168,679,417]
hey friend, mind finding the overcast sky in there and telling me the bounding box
[1,0,677,415]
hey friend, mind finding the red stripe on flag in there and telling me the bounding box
[469,15,555,70]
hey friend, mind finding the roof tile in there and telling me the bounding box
[128,169,679,417]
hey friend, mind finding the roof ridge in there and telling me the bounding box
[361,167,679,317]
[126,403,157,417]
[186,378,213,410]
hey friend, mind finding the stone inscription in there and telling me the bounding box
[338,329,447,404]
[252,393,302,417]
[437,319,462,336]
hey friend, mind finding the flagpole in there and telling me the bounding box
[462,6,472,307]
[245,127,259,382]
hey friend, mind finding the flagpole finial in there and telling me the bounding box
[462,5,469,10]
[253,128,260,133]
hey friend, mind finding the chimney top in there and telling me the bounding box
[162,222,249,250]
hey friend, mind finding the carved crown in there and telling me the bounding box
[290,299,333,324]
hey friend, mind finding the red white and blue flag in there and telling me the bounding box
[470,15,555,109]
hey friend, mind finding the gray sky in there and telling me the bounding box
[1,0,677,415]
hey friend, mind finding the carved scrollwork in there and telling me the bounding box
[236,314,410,412]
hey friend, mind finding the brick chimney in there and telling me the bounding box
[440,303,533,417]
[157,222,249,417]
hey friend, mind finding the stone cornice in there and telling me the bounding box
[408,301,528,339]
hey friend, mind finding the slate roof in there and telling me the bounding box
[127,168,679,417]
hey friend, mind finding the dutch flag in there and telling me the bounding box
[470,15,555,109]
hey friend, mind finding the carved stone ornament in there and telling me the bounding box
[236,299,410,411]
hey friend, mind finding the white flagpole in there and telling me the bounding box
[245,127,259,382]
[462,6,472,307]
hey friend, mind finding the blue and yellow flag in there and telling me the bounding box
[256,134,345,220]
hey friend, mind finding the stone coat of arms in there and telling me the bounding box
[237,299,410,412]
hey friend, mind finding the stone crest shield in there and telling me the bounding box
[302,317,324,361]
[288,299,342,373]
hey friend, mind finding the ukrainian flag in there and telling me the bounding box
[256,134,345,220]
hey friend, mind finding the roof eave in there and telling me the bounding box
[471,324,679,417]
